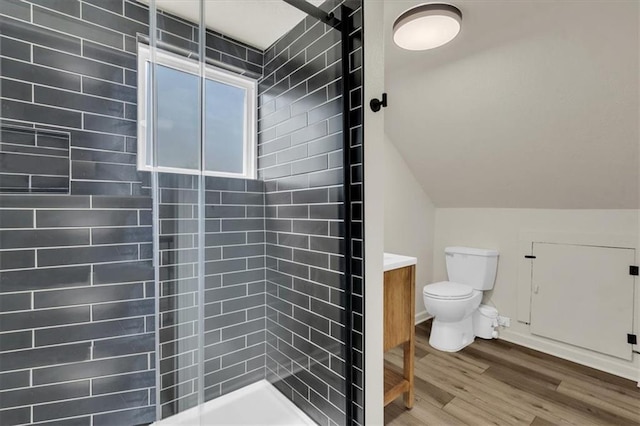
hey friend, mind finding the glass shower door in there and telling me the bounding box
[147,0,206,422]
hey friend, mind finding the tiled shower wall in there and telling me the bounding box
[257,1,364,425]
[156,173,267,418]
[0,1,265,424]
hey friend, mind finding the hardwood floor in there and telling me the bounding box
[384,321,640,426]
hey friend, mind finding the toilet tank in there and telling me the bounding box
[445,246,499,290]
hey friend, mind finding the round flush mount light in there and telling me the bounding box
[393,3,462,51]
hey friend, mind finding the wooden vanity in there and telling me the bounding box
[383,253,416,409]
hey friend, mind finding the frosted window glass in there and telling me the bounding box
[156,65,200,170]
[205,79,245,174]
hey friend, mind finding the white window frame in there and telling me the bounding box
[137,44,257,179]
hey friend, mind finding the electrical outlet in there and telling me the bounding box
[497,316,511,327]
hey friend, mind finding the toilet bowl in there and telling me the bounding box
[423,282,482,351]
[422,247,499,352]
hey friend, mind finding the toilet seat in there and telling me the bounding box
[423,281,473,300]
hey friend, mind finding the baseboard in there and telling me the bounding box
[498,329,640,383]
[415,310,432,325]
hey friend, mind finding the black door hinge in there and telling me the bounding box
[628,334,637,345]
[630,266,639,276]
[524,255,536,259]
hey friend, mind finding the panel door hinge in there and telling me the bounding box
[630,265,639,276]
[628,334,637,345]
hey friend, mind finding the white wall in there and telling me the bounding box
[383,136,436,322]
[433,208,640,380]
[364,0,386,423]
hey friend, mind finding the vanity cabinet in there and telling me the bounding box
[383,263,415,409]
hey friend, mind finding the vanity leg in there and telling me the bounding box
[403,340,414,408]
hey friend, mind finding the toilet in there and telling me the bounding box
[423,246,499,352]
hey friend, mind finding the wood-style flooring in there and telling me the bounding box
[384,321,640,426]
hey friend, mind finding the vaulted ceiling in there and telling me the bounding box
[384,0,639,208]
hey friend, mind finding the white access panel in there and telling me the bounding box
[530,243,635,360]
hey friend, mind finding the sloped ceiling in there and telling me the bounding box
[384,0,639,208]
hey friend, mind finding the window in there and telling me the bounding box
[137,44,256,178]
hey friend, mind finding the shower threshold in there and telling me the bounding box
[154,380,316,426]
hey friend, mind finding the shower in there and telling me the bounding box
[0,0,364,425]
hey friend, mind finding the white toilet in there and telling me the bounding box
[423,247,499,352]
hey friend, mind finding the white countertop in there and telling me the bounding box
[383,252,417,272]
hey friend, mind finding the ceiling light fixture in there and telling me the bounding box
[393,3,462,51]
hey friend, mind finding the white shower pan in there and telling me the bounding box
[153,380,316,426]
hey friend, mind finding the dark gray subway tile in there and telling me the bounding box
[33,390,149,422]
[275,114,307,138]
[1,99,82,128]
[93,406,156,426]
[31,4,121,48]
[308,133,342,156]
[72,161,139,182]
[82,39,137,70]
[92,299,154,321]
[93,260,153,284]
[278,205,308,219]
[223,244,264,259]
[1,0,31,20]
[0,265,90,292]
[0,371,29,391]
[0,210,32,229]
[0,57,81,91]
[157,13,192,40]
[222,269,265,286]
[0,342,90,371]
[84,113,136,136]
[34,282,143,308]
[33,353,148,385]
[0,35,30,62]
[0,306,89,332]
[0,151,68,177]
[123,0,148,23]
[71,181,132,196]
[0,380,89,410]
[91,226,152,245]
[0,293,30,312]
[93,196,151,208]
[83,0,123,14]
[204,310,245,330]
[27,0,79,16]
[82,76,137,104]
[292,220,328,236]
[35,317,145,346]
[92,333,155,358]
[36,209,137,227]
[223,293,264,314]
[38,244,138,267]
[205,258,246,275]
[0,407,30,426]
[0,330,32,351]
[293,250,329,270]
[221,192,263,205]
[310,204,343,220]
[0,250,35,270]
[34,86,124,118]
[221,218,264,232]
[204,176,246,191]
[92,370,154,395]
[33,46,123,83]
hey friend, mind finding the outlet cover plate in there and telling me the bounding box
[497,316,511,327]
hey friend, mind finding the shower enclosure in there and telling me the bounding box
[0,0,364,425]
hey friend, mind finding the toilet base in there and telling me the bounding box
[429,316,475,352]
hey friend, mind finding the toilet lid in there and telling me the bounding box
[424,281,474,300]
